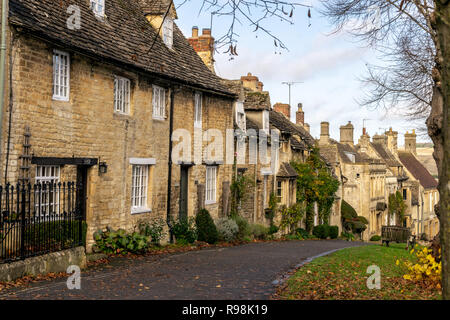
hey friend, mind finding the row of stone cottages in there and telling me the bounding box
[0,0,335,252]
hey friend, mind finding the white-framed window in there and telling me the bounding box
[114,76,131,114]
[153,85,166,120]
[35,165,60,216]
[205,166,217,204]
[194,92,202,128]
[90,0,105,17]
[131,165,149,213]
[162,17,174,49]
[262,110,269,133]
[52,50,70,101]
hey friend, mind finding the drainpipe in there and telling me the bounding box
[0,0,8,155]
[166,87,175,243]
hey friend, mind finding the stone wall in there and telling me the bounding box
[0,32,234,251]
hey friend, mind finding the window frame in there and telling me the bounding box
[131,164,150,214]
[205,166,217,205]
[114,76,131,115]
[194,92,202,128]
[90,0,105,17]
[162,17,174,49]
[35,165,61,216]
[52,50,70,101]
[277,180,282,203]
[152,85,166,120]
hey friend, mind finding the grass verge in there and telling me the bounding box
[274,243,441,300]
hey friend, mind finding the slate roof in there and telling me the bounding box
[269,110,315,147]
[9,0,234,97]
[398,151,438,189]
[277,162,299,178]
[336,141,365,164]
[319,144,339,165]
[372,143,402,167]
[137,0,177,16]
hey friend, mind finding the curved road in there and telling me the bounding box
[1,240,367,300]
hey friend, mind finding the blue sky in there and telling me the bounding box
[174,1,430,144]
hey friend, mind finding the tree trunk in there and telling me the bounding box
[433,0,450,299]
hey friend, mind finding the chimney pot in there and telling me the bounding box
[202,28,211,36]
[319,122,330,146]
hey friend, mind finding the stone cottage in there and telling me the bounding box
[0,0,237,251]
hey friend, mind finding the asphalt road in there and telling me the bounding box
[1,240,367,300]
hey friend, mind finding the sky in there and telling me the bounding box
[174,0,431,144]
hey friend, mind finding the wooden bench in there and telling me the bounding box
[381,226,416,250]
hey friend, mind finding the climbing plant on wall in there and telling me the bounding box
[291,148,340,232]
[388,191,407,226]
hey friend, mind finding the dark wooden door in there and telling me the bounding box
[76,166,88,220]
[179,166,189,220]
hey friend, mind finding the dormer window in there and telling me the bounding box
[162,17,174,49]
[90,0,105,17]
[344,151,356,163]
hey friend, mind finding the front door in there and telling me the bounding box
[179,166,189,220]
[76,166,88,221]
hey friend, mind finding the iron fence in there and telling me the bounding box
[0,182,85,264]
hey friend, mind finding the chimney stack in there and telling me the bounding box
[304,123,310,133]
[372,134,387,147]
[296,103,305,126]
[319,122,330,146]
[404,130,417,155]
[273,103,291,119]
[188,27,215,73]
[385,127,398,154]
[240,73,263,92]
[340,121,354,146]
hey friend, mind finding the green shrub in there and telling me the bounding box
[295,228,310,239]
[341,231,355,241]
[216,218,239,242]
[172,217,197,244]
[285,234,302,241]
[232,215,250,241]
[195,209,218,244]
[312,224,330,239]
[93,227,150,254]
[268,224,279,235]
[138,218,166,245]
[250,224,269,240]
[370,235,381,241]
[329,226,339,239]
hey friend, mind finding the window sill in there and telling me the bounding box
[205,200,216,206]
[153,116,166,121]
[52,96,69,102]
[131,208,152,215]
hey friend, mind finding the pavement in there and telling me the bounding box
[0,240,368,300]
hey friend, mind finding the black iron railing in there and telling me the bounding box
[0,182,85,264]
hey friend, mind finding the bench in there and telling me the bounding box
[381,226,416,250]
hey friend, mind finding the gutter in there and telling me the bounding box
[0,0,8,154]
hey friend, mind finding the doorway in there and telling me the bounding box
[179,166,189,220]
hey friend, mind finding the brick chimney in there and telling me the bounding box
[404,130,417,155]
[240,73,263,92]
[319,122,330,146]
[340,121,354,146]
[385,127,398,154]
[188,27,215,73]
[296,103,305,126]
[273,103,290,119]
